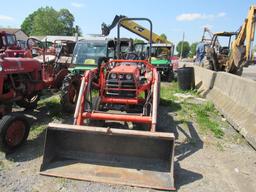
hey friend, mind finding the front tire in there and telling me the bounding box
[60,74,81,113]
[0,115,30,153]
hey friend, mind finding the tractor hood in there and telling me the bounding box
[110,65,138,74]
[151,59,170,65]
[0,57,41,73]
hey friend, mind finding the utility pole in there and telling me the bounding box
[180,32,185,59]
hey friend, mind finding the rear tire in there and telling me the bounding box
[202,58,213,70]
[60,74,81,113]
[0,115,30,153]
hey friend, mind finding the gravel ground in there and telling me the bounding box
[0,90,256,192]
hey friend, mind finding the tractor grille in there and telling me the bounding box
[105,79,136,98]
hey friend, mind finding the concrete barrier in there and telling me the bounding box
[193,66,216,97]
[194,67,256,149]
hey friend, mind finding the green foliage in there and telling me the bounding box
[160,82,224,138]
[176,41,190,58]
[21,11,37,36]
[21,7,82,36]
[32,7,64,35]
[189,42,198,57]
[160,33,167,41]
[134,38,144,44]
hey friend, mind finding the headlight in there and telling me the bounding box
[110,73,117,79]
[126,74,132,80]
[118,74,124,79]
[0,65,3,72]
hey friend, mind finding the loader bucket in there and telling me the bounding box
[40,123,175,191]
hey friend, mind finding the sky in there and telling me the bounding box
[0,0,255,46]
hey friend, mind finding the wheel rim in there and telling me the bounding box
[68,84,78,104]
[5,120,26,147]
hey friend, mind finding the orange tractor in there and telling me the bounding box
[41,18,175,191]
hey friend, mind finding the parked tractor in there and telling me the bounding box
[27,38,75,89]
[0,38,76,152]
[102,15,175,81]
[0,31,29,58]
[0,53,44,152]
[40,18,175,191]
[134,42,174,81]
[60,36,133,113]
[200,5,256,74]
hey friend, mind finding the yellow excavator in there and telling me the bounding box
[201,5,256,74]
[102,15,171,43]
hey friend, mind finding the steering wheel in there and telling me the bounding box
[124,52,139,60]
[27,38,45,54]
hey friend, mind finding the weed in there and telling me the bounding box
[160,82,224,138]
[29,124,47,139]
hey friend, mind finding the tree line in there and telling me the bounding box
[21,7,82,36]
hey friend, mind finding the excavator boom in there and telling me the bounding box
[102,15,171,44]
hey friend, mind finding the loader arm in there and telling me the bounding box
[102,15,171,44]
[227,5,256,71]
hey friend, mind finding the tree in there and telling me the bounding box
[176,41,190,58]
[21,11,37,36]
[21,7,82,36]
[134,38,144,44]
[189,42,198,57]
[160,33,167,42]
[32,7,64,35]
[58,9,75,36]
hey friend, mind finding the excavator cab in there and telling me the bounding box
[201,5,256,74]
[203,32,237,71]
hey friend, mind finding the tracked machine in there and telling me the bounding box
[40,18,175,191]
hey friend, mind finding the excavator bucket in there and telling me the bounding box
[40,123,175,191]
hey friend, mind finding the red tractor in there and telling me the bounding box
[41,18,175,191]
[0,38,75,152]
[0,54,44,152]
[0,31,30,58]
[27,38,75,89]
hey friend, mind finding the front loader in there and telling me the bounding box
[40,18,175,191]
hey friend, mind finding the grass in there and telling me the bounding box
[29,94,62,139]
[161,82,224,138]
[38,95,62,119]
[29,124,47,139]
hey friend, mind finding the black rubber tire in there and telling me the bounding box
[16,93,40,110]
[166,69,174,82]
[60,74,81,113]
[0,115,30,153]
